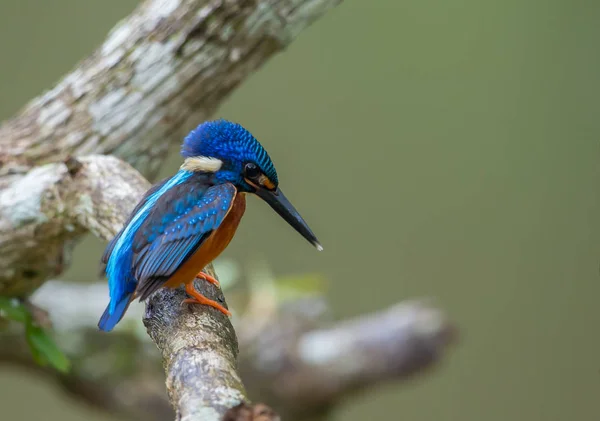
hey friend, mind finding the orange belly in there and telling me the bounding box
[164,192,246,288]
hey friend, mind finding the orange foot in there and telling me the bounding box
[183,281,231,317]
[196,271,220,288]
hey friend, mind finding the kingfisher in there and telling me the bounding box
[98,119,322,331]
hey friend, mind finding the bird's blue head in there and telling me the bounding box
[181,119,278,192]
[180,119,322,250]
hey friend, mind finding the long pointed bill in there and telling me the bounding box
[255,187,323,251]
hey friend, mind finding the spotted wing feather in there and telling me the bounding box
[131,182,237,300]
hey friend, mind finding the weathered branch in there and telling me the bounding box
[0,0,341,298]
[144,274,248,420]
[239,299,456,420]
[0,279,456,421]
[0,155,150,295]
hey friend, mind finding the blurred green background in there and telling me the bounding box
[1,0,599,420]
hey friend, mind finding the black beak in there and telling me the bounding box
[255,187,323,251]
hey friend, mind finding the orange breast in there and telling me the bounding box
[164,192,246,288]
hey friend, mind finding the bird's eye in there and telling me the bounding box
[244,162,260,179]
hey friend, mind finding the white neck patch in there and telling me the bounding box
[180,156,223,172]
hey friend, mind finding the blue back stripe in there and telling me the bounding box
[105,170,193,313]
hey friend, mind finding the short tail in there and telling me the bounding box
[98,293,134,332]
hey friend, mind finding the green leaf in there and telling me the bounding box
[0,296,70,372]
[0,297,28,323]
[25,322,71,373]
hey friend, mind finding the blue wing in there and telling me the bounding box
[101,177,170,265]
[131,181,237,300]
[99,176,176,331]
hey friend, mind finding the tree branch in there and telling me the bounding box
[0,0,341,298]
[144,275,248,420]
[239,299,456,420]
[0,279,455,421]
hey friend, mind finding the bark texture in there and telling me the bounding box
[144,275,247,420]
